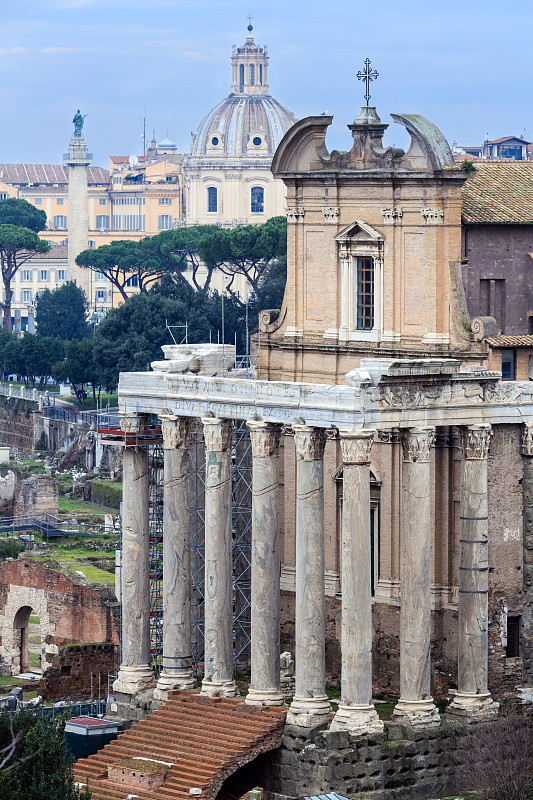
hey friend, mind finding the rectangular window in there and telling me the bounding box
[356,257,374,331]
[112,176,122,184]
[251,186,264,213]
[159,198,172,205]
[506,616,520,658]
[88,240,96,248]
[53,214,67,229]
[33,198,42,206]
[56,198,64,206]
[126,275,139,287]
[0,193,8,200]
[501,348,516,381]
[20,270,32,282]
[207,186,217,213]
[98,198,107,206]
[56,270,66,281]
[21,290,32,303]
[95,214,109,230]
[95,289,107,302]
[158,214,172,230]
[95,272,106,281]
[38,270,49,281]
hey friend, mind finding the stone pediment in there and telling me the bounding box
[335,220,384,244]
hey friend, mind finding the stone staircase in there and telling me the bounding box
[73,691,286,800]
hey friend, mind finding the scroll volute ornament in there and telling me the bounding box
[461,424,492,460]
[293,426,326,461]
[401,427,435,463]
[160,416,193,450]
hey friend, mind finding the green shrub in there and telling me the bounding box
[90,480,122,509]
[0,539,25,561]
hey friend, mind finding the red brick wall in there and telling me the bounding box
[40,642,118,702]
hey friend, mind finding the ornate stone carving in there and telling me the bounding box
[421,207,444,223]
[326,428,339,440]
[522,422,533,457]
[379,384,423,408]
[401,427,435,463]
[461,424,492,460]
[293,425,326,461]
[285,206,305,221]
[340,429,375,465]
[247,421,281,458]
[377,429,401,444]
[322,206,339,221]
[202,417,233,452]
[160,415,193,450]
[381,207,403,223]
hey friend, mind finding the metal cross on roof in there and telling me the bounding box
[247,14,253,28]
[357,58,379,106]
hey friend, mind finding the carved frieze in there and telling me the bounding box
[322,206,339,222]
[285,206,305,221]
[401,427,435,463]
[340,429,375,465]
[202,416,233,452]
[461,424,492,460]
[377,429,401,444]
[522,422,533,457]
[248,421,281,458]
[381,207,403,223]
[160,415,193,450]
[421,208,444,223]
[293,426,326,461]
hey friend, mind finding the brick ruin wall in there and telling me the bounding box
[40,641,119,702]
[0,559,119,676]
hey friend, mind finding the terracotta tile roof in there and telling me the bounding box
[486,335,533,347]
[461,162,533,224]
[73,691,286,800]
[487,136,531,145]
[110,156,148,164]
[0,163,109,186]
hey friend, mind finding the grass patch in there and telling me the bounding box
[29,543,116,586]
[71,393,118,411]
[373,695,398,720]
[29,615,40,624]
[0,675,37,687]
[58,497,117,516]
[29,653,41,668]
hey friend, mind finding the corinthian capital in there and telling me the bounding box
[247,421,281,458]
[293,425,326,461]
[461,424,492,460]
[202,417,233,452]
[340,429,375,465]
[401,427,435,463]
[160,415,193,450]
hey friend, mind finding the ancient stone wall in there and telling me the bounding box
[13,475,58,519]
[0,397,36,455]
[0,560,119,675]
[40,641,118,702]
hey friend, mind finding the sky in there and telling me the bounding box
[0,0,531,167]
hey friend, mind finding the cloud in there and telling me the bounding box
[40,46,78,53]
[0,47,28,54]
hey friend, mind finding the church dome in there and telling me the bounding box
[189,28,297,160]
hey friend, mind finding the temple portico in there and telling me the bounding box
[110,347,533,729]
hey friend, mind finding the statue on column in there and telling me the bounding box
[73,109,87,134]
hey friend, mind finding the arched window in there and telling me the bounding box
[239,64,244,92]
[259,64,263,85]
[207,186,218,213]
[250,186,264,213]
[249,64,255,85]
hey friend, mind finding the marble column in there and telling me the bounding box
[331,429,383,735]
[200,416,238,698]
[154,416,194,700]
[448,424,499,720]
[245,421,283,707]
[521,422,533,685]
[392,427,440,728]
[286,425,332,727]
[114,443,155,695]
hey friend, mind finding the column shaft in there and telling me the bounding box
[155,416,194,699]
[331,429,383,735]
[448,424,498,720]
[114,445,154,695]
[200,417,237,697]
[286,426,331,727]
[521,423,533,685]
[245,422,283,706]
[392,427,439,728]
